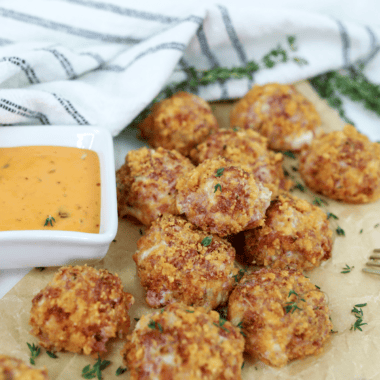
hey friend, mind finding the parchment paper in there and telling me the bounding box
[1,82,379,380]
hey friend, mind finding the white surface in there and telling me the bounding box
[0,126,118,269]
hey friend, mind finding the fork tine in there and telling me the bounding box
[366,261,380,267]
[362,267,380,275]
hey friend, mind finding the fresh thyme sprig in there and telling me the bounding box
[284,290,306,314]
[310,65,380,125]
[44,215,55,227]
[128,35,307,129]
[115,367,127,376]
[82,356,111,380]
[27,342,40,365]
[201,236,213,247]
[147,319,163,333]
[350,303,368,332]
[213,315,230,333]
[341,264,354,274]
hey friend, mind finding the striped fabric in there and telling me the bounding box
[0,0,379,135]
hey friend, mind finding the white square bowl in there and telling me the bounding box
[0,126,118,269]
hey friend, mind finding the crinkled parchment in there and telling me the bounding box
[0,82,379,380]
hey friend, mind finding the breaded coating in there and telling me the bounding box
[116,147,194,226]
[134,214,237,310]
[139,91,219,156]
[243,193,333,271]
[299,124,380,203]
[190,129,293,197]
[176,157,271,237]
[230,83,321,151]
[121,302,245,380]
[0,355,49,380]
[228,269,333,368]
[29,265,134,356]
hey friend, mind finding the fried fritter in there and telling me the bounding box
[121,302,245,380]
[230,83,321,151]
[176,157,271,237]
[29,265,134,355]
[139,91,219,156]
[116,147,194,225]
[134,214,237,310]
[299,124,380,203]
[243,193,333,271]
[228,268,333,368]
[190,128,292,197]
[0,355,49,380]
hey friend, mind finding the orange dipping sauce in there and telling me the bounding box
[0,146,101,233]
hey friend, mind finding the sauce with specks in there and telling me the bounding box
[0,146,101,233]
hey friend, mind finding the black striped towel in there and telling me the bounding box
[0,0,379,135]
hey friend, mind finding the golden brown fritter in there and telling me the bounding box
[139,91,219,156]
[190,128,293,197]
[230,83,321,151]
[116,147,194,226]
[299,124,380,203]
[176,157,272,237]
[134,214,237,310]
[0,355,49,380]
[29,265,134,356]
[121,302,245,380]
[243,193,333,271]
[228,268,333,368]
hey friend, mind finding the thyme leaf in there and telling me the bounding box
[115,367,127,376]
[82,356,111,380]
[215,168,225,177]
[341,264,354,274]
[336,226,345,236]
[27,342,40,365]
[44,215,56,227]
[201,236,213,247]
[214,183,222,193]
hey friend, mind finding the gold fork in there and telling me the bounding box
[362,249,380,275]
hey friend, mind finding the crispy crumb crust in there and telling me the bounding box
[134,214,237,310]
[116,147,194,226]
[0,355,49,380]
[121,302,245,380]
[29,265,134,356]
[176,157,272,237]
[139,91,219,156]
[228,269,333,368]
[243,193,333,271]
[299,124,380,203]
[229,83,321,151]
[190,129,293,197]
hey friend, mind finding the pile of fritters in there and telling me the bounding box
[17,83,380,380]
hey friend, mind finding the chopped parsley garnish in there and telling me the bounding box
[27,342,40,365]
[214,183,222,193]
[336,226,345,236]
[215,168,225,177]
[201,236,213,247]
[341,264,354,274]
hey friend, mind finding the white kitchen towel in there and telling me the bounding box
[0,0,379,136]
